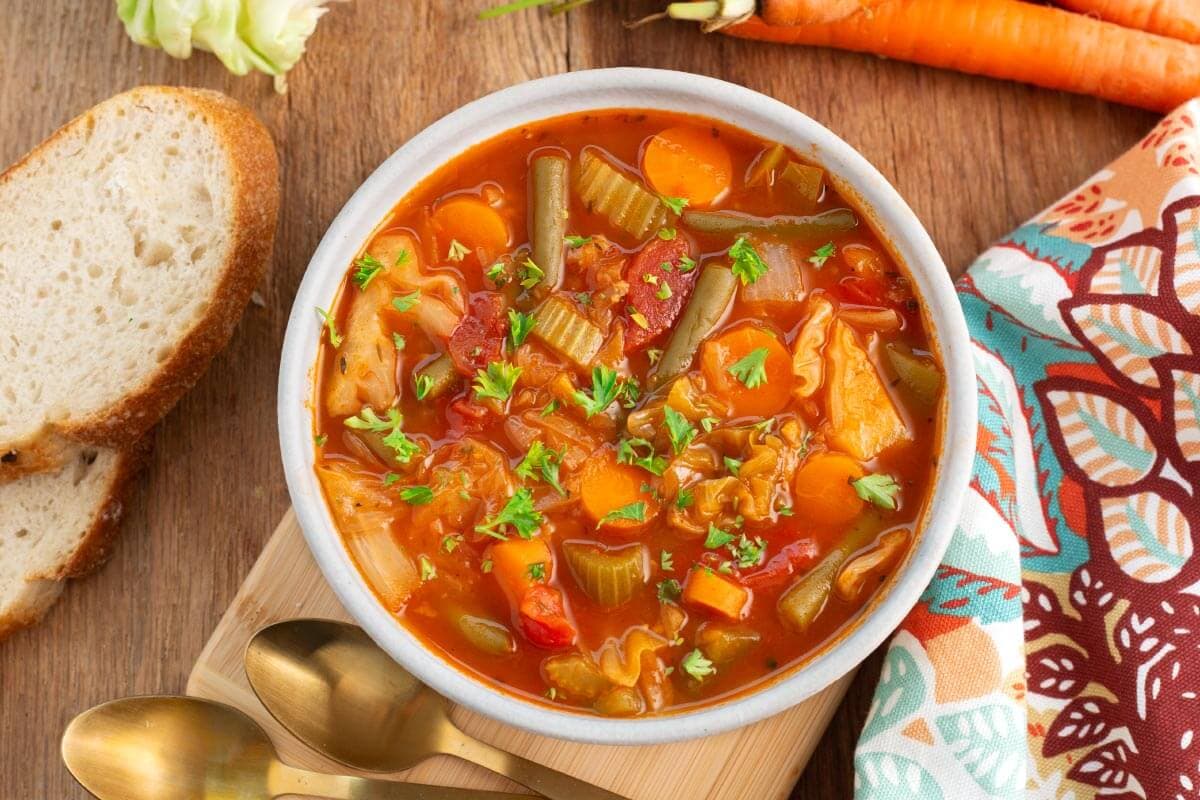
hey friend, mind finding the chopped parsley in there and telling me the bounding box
[564,234,592,248]
[520,258,544,289]
[447,239,470,262]
[508,309,536,349]
[732,535,766,568]
[852,473,901,510]
[660,194,689,215]
[681,649,716,680]
[660,260,674,273]
[657,227,677,241]
[414,374,434,401]
[657,579,682,603]
[391,291,421,313]
[663,406,697,455]
[700,416,720,433]
[315,306,342,347]
[485,262,507,285]
[474,487,542,539]
[419,556,437,581]
[675,489,694,509]
[442,534,463,553]
[808,242,836,268]
[617,437,668,476]
[598,501,647,528]
[727,347,770,389]
[628,307,650,330]
[576,291,592,306]
[729,237,769,285]
[527,562,547,581]
[314,433,327,447]
[352,253,385,289]
[777,505,794,517]
[704,524,736,550]
[660,550,674,571]
[677,255,697,273]
[481,559,493,573]
[342,407,422,463]
[647,348,663,365]
[656,282,673,301]
[392,333,406,350]
[724,456,743,477]
[473,361,522,403]
[540,399,560,417]
[400,485,434,505]
[572,365,621,418]
[515,441,566,495]
[643,273,659,285]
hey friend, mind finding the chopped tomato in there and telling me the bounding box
[447,397,491,433]
[742,539,820,590]
[622,238,697,352]
[448,292,507,376]
[519,584,577,649]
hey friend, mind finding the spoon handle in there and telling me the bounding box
[448,733,630,800]
[270,761,541,800]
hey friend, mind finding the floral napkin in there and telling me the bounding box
[853,103,1200,800]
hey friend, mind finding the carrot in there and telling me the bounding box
[490,537,553,602]
[791,451,865,528]
[1056,0,1200,45]
[722,0,1200,113]
[763,0,888,24]
[580,452,659,532]
[641,125,733,207]
[430,196,511,265]
[700,325,793,418]
[683,568,751,619]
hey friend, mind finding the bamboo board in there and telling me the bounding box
[188,510,854,799]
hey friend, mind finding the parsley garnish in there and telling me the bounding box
[508,309,535,349]
[315,306,342,347]
[663,406,697,455]
[732,535,766,568]
[314,434,327,447]
[675,489,694,509]
[729,237,769,285]
[474,487,542,539]
[657,227,677,241]
[727,347,770,388]
[442,534,463,553]
[344,407,419,463]
[647,348,663,365]
[520,258,544,289]
[660,194,689,215]
[527,562,547,581]
[777,505,794,517]
[628,307,650,330]
[656,282,673,301]
[677,255,697,273]
[352,254,385,289]
[724,456,742,476]
[617,437,668,476]
[681,649,716,680]
[419,556,437,581]
[572,365,621,418]
[576,291,592,305]
[447,239,470,262]
[852,473,901,510]
[481,559,493,573]
[486,262,507,286]
[808,242,836,268]
[660,550,674,571]
[540,399,560,417]
[392,333,406,350]
[400,485,434,505]
[700,416,719,433]
[414,374,434,401]
[599,501,647,528]
[564,234,592,248]
[704,524,735,549]
[391,291,421,313]
[657,579,682,603]
[515,441,566,495]
[473,361,522,403]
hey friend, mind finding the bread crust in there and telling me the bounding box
[0,436,152,641]
[0,86,280,481]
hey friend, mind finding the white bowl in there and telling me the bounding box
[279,67,976,745]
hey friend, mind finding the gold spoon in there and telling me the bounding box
[62,695,539,800]
[245,618,629,800]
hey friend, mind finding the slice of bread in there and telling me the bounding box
[0,441,149,639]
[0,86,279,481]
[0,86,278,638]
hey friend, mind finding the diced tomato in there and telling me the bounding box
[622,237,697,352]
[518,584,577,650]
[742,538,820,590]
[448,292,507,376]
[447,397,491,433]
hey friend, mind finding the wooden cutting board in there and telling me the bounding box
[188,510,854,799]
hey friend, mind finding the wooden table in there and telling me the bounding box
[0,1,1154,796]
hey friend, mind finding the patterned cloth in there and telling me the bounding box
[853,103,1200,800]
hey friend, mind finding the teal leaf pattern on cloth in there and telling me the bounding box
[855,753,943,800]
[859,645,925,744]
[934,705,1026,795]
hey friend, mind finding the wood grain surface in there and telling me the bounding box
[0,1,1154,797]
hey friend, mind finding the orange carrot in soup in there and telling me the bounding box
[763,0,888,24]
[700,325,793,418]
[723,0,1200,112]
[642,125,733,207]
[490,537,553,601]
[1055,0,1200,44]
[683,568,751,620]
[791,452,865,528]
[431,196,510,264]
[580,453,659,532]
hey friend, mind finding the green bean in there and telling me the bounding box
[695,624,761,665]
[777,515,881,632]
[413,353,458,401]
[530,155,569,288]
[455,612,516,656]
[651,265,737,388]
[563,541,647,608]
[682,208,857,241]
[885,343,943,408]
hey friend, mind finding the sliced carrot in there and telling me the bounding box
[683,568,750,620]
[725,0,1200,113]
[700,325,793,418]
[579,452,658,533]
[430,196,511,265]
[641,125,733,208]
[490,537,553,603]
[791,451,865,528]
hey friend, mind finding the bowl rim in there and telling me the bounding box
[279,67,977,745]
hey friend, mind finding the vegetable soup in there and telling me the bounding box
[312,110,943,716]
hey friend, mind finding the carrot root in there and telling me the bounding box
[727,0,1200,112]
[1056,0,1200,45]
